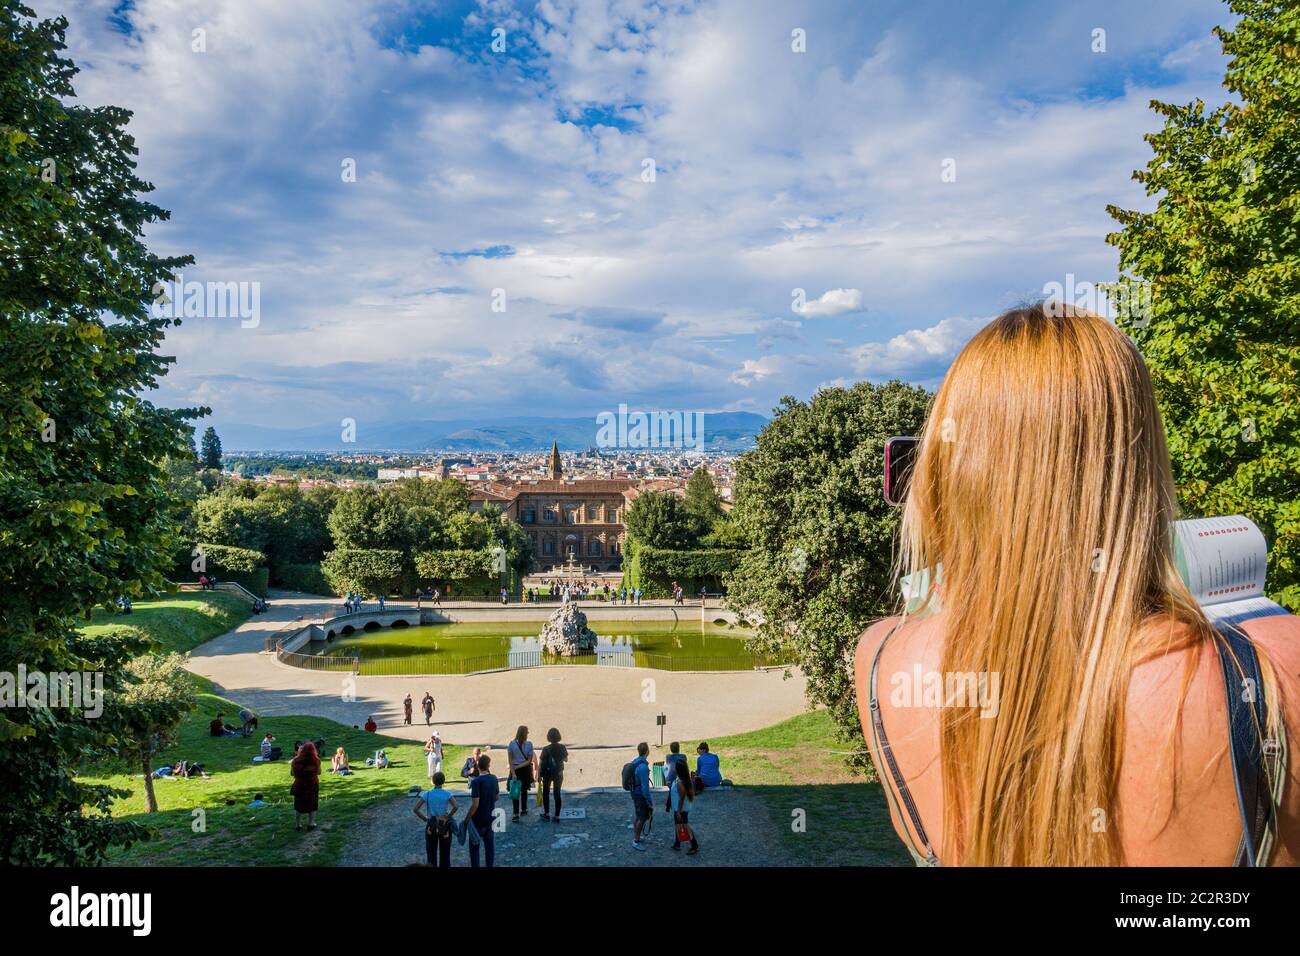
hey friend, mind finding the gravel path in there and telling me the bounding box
[338,785,786,867]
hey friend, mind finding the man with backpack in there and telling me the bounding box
[623,742,653,852]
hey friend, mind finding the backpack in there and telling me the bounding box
[540,745,557,779]
[621,759,640,792]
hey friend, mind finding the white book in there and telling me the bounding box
[1172,516,1287,626]
[899,515,1288,626]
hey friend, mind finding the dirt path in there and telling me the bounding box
[339,785,786,867]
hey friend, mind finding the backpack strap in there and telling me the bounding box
[1213,621,1285,867]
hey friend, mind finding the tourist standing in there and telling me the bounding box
[663,741,688,811]
[422,691,435,725]
[378,593,386,611]
[670,759,700,855]
[403,693,413,726]
[466,754,499,868]
[507,725,538,821]
[290,741,321,831]
[425,732,443,782]
[635,587,643,605]
[628,742,653,851]
[414,771,458,867]
[539,728,568,821]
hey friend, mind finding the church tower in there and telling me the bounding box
[547,440,562,480]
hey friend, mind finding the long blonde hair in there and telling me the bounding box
[899,303,1261,866]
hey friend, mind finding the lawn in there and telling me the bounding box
[82,675,467,867]
[82,591,251,654]
[680,709,911,866]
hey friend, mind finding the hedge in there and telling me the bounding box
[272,562,332,596]
[626,547,744,596]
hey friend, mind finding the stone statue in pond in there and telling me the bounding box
[539,602,598,656]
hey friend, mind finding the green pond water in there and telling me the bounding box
[304,620,772,674]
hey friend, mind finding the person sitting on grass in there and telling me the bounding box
[259,733,282,760]
[331,747,350,775]
[364,715,378,733]
[693,742,722,791]
[367,749,390,769]
[249,793,267,807]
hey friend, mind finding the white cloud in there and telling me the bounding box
[27,0,1232,430]
[850,315,988,383]
[800,288,865,318]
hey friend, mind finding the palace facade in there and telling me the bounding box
[469,442,639,573]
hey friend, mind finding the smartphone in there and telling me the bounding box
[883,436,919,507]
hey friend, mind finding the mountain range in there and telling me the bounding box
[213,413,769,453]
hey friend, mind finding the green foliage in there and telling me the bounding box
[683,467,724,526]
[199,426,222,470]
[196,543,264,575]
[118,653,197,812]
[624,490,700,551]
[0,3,203,864]
[272,561,332,595]
[414,548,493,582]
[632,546,743,596]
[320,548,404,597]
[224,453,379,480]
[192,482,337,573]
[1106,0,1300,610]
[724,381,933,766]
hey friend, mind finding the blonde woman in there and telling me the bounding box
[855,303,1299,867]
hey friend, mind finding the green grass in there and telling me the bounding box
[678,709,911,867]
[82,676,466,866]
[82,592,251,654]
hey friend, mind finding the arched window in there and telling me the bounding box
[590,540,602,556]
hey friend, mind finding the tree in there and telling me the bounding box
[725,381,932,766]
[327,485,407,553]
[320,548,404,597]
[624,491,699,551]
[0,3,202,863]
[1106,0,1300,611]
[683,466,724,529]
[199,426,222,470]
[118,654,197,813]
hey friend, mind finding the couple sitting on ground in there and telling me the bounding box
[662,741,723,797]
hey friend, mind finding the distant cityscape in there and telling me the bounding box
[222,444,737,574]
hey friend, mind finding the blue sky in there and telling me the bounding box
[41,0,1234,433]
